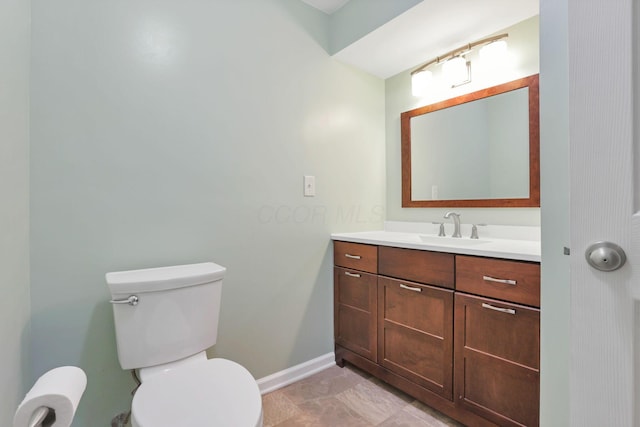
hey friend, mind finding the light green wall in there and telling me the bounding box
[0,0,30,425]
[29,0,385,425]
[385,16,541,226]
[539,0,570,425]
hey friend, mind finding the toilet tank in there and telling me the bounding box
[106,262,226,370]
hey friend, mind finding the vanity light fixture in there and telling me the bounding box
[411,33,508,96]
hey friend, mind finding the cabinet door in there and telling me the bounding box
[378,276,454,400]
[455,293,540,427]
[334,267,377,361]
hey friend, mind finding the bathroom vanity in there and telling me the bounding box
[332,226,540,427]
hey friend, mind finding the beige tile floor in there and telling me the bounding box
[261,364,465,427]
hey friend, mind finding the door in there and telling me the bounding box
[566,0,636,425]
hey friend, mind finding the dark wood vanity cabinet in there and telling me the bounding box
[333,241,541,427]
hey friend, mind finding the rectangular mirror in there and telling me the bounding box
[401,74,539,208]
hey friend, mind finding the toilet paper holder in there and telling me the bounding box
[14,366,87,427]
[27,406,52,427]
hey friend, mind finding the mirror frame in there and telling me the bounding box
[401,74,540,208]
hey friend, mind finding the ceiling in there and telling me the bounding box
[300,0,350,14]
[301,0,539,79]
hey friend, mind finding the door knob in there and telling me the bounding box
[585,241,626,272]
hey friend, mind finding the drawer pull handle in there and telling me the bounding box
[483,275,517,285]
[344,272,361,278]
[344,254,362,260]
[482,303,516,315]
[400,284,422,292]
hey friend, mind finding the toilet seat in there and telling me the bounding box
[131,358,263,427]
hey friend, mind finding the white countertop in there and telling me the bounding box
[331,222,541,262]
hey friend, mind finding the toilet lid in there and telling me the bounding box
[132,358,263,427]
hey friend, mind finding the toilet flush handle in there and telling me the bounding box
[109,295,139,306]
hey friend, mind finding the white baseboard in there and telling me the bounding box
[256,352,336,395]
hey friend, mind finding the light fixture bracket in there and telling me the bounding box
[451,60,471,88]
[410,33,508,76]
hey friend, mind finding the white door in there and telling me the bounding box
[568,0,636,425]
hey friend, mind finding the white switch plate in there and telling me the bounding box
[304,175,316,197]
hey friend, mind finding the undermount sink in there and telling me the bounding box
[417,235,490,246]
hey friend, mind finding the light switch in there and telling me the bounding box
[304,175,315,197]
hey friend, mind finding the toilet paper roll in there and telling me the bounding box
[13,366,87,427]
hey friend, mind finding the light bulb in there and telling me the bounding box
[479,40,508,65]
[411,69,433,97]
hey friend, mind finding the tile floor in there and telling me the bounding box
[261,364,464,427]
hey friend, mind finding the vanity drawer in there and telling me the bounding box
[334,241,378,273]
[456,255,540,307]
[379,246,454,289]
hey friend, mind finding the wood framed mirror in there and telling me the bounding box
[401,74,539,208]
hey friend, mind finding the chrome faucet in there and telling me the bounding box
[444,211,462,238]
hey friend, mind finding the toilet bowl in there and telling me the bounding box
[106,262,263,427]
[131,358,262,427]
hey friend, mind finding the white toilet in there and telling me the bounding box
[106,262,263,427]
